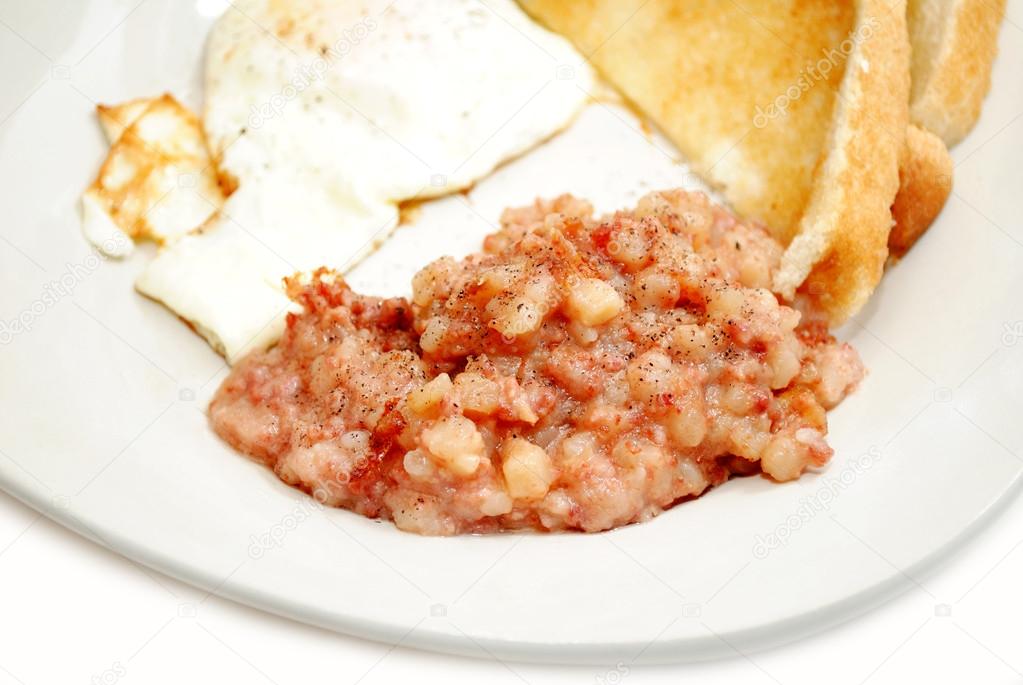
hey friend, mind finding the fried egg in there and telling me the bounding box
[96,96,158,143]
[131,0,594,362]
[82,94,226,257]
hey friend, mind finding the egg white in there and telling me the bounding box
[81,95,225,257]
[136,0,594,362]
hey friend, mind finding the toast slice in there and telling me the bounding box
[908,0,1007,146]
[889,123,953,257]
[519,0,910,323]
[518,0,855,245]
[773,0,909,322]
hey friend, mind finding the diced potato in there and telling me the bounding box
[501,438,555,499]
[626,350,674,403]
[761,433,807,481]
[606,222,649,270]
[402,449,434,480]
[421,416,485,476]
[667,401,707,447]
[768,343,801,389]
[491,296,544,338]
[565,277,624,326]
[454,372,500,416]
[707,287,745,318]
[633,268,680,309]
[418,317,447,354]
[407,373,453,415]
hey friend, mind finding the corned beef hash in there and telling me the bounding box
[210,190,863,535]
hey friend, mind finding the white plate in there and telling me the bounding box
[1,0,1021,665]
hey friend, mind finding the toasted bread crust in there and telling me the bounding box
[908,0,1006,146]
[889,124,953,257]
[521,0,913,322]
[517,0,855,244]
[775,0,910,323]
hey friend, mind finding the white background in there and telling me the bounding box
[0,488,1021,684]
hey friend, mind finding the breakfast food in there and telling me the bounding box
[210,190,863,534]
[84,0,595,361]
[888,0,1005,254]
[201,0,593,207]
[97,96,159,143]
[889,124,954,258]
[82,0,1007,363]
[518,0,913,323]
[773,0,909,320]
[82,94,225,258]
[517,0,1000,322]
[908,0,1007,146]
[78,0,1010,365]
[519,0,857,243]
[72,1,1007,536]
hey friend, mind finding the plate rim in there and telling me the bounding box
[2,459,1019,664]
